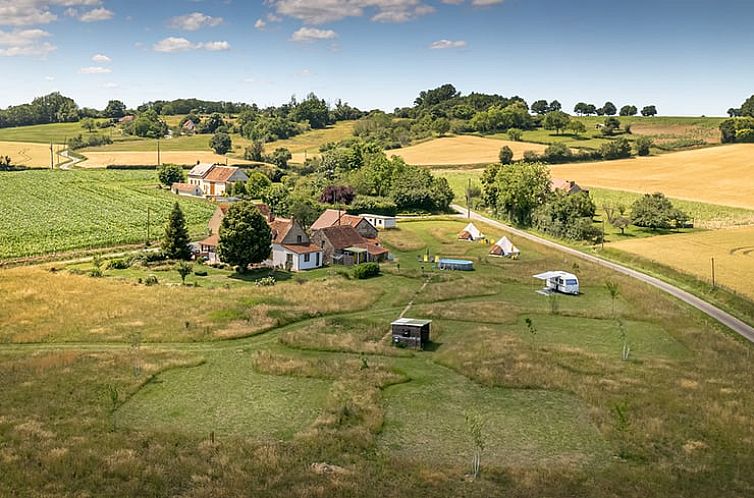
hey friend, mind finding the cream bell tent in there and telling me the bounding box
[458,223,484,241]
[490,236,520,258]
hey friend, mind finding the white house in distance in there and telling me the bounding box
[170,182,203,197]
[458,223,484,241]
[361,214,397,230]
[187,162,249,198]
[197,203,323,271]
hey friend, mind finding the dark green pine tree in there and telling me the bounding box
[162,202,192,260]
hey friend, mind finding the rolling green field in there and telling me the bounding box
[0,169,215,260]
[2,217,754,496]
[0,121,106,144]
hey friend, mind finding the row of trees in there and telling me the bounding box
[573,102,656,117]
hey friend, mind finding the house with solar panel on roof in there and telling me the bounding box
[186,162,248,198]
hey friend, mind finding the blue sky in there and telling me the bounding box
[1,0,753,115]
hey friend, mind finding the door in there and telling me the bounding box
[210,182,215,196]
[316,252,320,267]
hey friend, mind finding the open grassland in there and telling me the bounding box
[383,135,547,166]
[79,150,253,167]
[0,140,66,167]
[0,169,215,260]
[609,226,754,302]
[81,132,249,153]
[550,144,754,210]
[3,218,754,496]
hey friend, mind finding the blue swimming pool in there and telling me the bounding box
[438,258,474,271]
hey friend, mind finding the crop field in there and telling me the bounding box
[0,169,215,260]
[0,121,101,143]
[0,140,66,167]
[79,150,253,168]
[550,144,754,210]
[609,225,754,301]
[384,135,547,166]
[3,216,754,496]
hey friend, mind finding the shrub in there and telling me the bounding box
[144,274,159,286]
[600,138,632,160]
[353,262,380,280]
[635,136,653,156]
[542,142,573,164]
[736,128,754,143]
[499,145,514,165]
[507,128,523,141]
[523,150,540,162]
[194,270,208,277]
[347,196,397,216]
[255,276,276,287]
[106,258,132,270]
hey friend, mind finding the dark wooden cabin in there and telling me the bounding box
[391,318,431,349]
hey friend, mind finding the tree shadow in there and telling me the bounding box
[423,341,443,352]
[228,269,294,283]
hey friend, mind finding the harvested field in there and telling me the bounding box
[80,150,253,168]
[550,144,754,210]
[631,123,721,144]
[609,226,754,301]
[384,135,547,166]
[0,141,65,167]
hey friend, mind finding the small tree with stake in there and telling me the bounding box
[465,411,487,479]
[176,261,193,284]
[162,202,192,260]
[606,280,620,317]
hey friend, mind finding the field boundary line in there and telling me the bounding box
[452,204,754,343]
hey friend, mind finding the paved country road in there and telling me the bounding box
[452,204,754,344]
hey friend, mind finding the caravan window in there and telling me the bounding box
[566,279,578,285]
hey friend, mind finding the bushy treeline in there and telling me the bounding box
[0,92,80,128]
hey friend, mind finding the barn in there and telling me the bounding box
[391,318,432,349]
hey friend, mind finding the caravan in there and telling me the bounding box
[533,271,580,295]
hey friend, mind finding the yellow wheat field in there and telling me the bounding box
[610,226,754,301]
[80,151,253,168]
[550,144,754,210]
[384,135,548,166]
[0,141,65,167]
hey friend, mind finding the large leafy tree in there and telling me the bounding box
[210,131,232,154]
[291,93,331,129]
[530,100,549,115]
[246,171,272,199]
[601,102,617,116]
[641,105,658,117]
[262,184,291,217]
[217,202,272,272]
[543,111,571,135]
[158,164,185,186]
[490,162,551,225]
[104,100,127,118]
[631,192,689,230]
[619,105,638,116]
[740,95,754,117]
[162,202,192,260]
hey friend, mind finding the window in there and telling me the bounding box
[304,253,310,262]
[566,279,578,285]
[297,235,302,243]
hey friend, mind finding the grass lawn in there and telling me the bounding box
[0,169,215,260]
[0,121,107,144]
[118,350,332,438]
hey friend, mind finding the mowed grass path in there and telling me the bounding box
[384,135,546,166]
[550,144,754,210]
[609,225,754,301]
[0,169,214,260]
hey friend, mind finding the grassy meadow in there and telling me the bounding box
[3,217,754,496]
[383,135,547,166]
[0,169,215,260]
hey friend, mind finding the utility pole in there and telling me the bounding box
[467,178,471,219]
[711,257,716,289]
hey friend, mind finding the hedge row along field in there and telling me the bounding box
[0,169,215,260]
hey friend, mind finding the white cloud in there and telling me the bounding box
[471,0,504,5]
[102,81,118,88]
[153,36,231,52]
[91,53,110,62]
[0,28,56,56]
[429,39,467,49]
[254,18,266,30]
[271,0,434,25]
[79,65,111,74]
[168,12,223,31]
[0,0,102,26]
[79,7,113,21]
[202,40,230,51]
[290,26,337,42]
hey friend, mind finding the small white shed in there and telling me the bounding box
[533,271,580,295]
[362,214,397,230]
[458,223,484,241]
